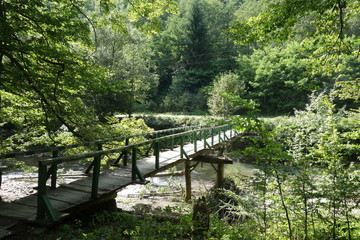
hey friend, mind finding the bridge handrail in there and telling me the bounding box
[38,124,230,166]
[36,124,235,221]
[0,125,209,159]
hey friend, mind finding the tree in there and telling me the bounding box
[208,72,246,117]
[230,0,359,47]
[86,25,159,119]
[0,0,176,150]
[112,40,159,116]
[153,0,241,112]
[229,0,360,100]
[0,0,106,145]
[242,42,328,114]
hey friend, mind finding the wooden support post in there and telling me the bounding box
[171,130,174,150]
[203,129,207,148]
[132,148,137,181]
[85,143,102,174]
[124,138,129,166]
[131,148,145,182]
[193,131,197,152]
[185,159,191,202]
[180,135,184,158]
[154,141,160,169]
[37,162,47,219]
[38,162,59,221]
[211,128,214,146]
[91,144,102,199]
[50,150,58,189]
[216,163,225,188]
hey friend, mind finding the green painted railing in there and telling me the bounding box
[0,125,209,161]
[6,124,236,222]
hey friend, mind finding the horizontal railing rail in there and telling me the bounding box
[0,125,209,160]
[33,124,236,222]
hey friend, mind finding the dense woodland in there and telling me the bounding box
[1,0,360,239]
[1,0,359,149]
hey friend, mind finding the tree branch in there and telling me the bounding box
[0,49,84,140]
[69,0,97,48]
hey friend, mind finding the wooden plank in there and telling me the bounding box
[64,191,117,215]
[97,175,133,190]
[189,149,213,158]
[61,181,113,195]
[110,171,132,179]
[192,155,233,164]
[0,202,36,221]
[61,183,94,193]
[144,159,185,178]
[13,195,37,207]
[0,216,17,229]
[64,175,131,192]
[0,229,14,239]
[15,195,77,212]
[46,188,91,203]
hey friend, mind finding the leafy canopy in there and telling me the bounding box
[229,0,360,102]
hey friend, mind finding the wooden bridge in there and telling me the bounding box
[0,124,236,236]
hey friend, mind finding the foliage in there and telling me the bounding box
[219,91,360,239]
[37,210,193,240]
[139,115,208,130]
[237,42,332,114]
[0,0,174,151]
[230,0,360,48]
[268,91,360,162]
[229,0,360,104]
[208,72,246,117]
[30,92,359,240]
[0,0,107,142]
[91,27,159,118]
[152,0,240,112]
[126,0,178,35]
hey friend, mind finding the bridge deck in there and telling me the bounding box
[0,134,225,225]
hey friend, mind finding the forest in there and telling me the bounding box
[0,0,360,239]
[1,0,360,147]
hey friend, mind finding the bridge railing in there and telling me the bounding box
[0,125,209,161]
[1,125,210,192]
[35,124,235,221]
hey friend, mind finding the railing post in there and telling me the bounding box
[132,148,137,181]
[216,163,225,187]
[85,143,103,174]
[211,128,214,146]
[193,131,197,152]
[124,137,129,166]
[223,127,226,141]
[218,127,221,142]
[37,161,59,221]
[50,150,58,190]
[180,135,184,159]
[154,141,160,169]
[91,144,102,199]
[37,162,47,219]
[203,129,207,148]
[171,130,174,150]
[185,159,191,202]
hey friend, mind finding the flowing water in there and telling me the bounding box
[1,150,261,207]
[115,161,261,211]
